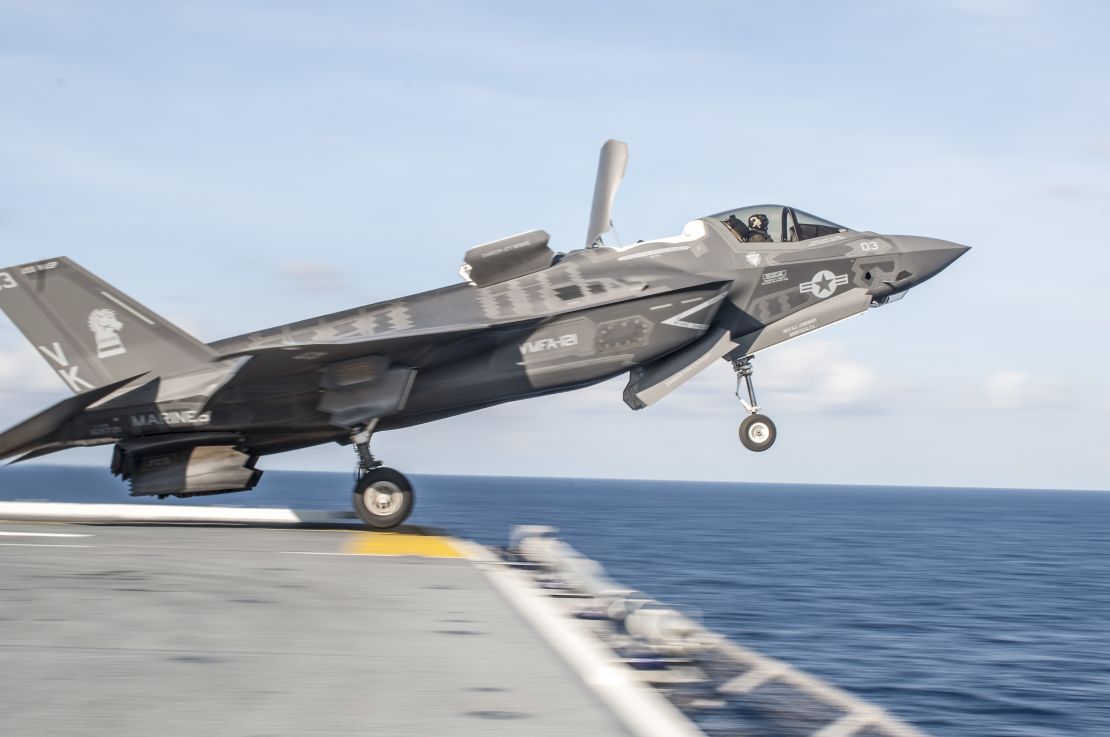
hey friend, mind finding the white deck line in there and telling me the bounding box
[460,541,705,737]
[0,543,97,548]
[0,502,353,525]
[0,531,91,537]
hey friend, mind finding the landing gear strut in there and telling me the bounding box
[733,356,777,452]
[350,426,414,529]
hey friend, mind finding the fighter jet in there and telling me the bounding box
[0,140,968,528]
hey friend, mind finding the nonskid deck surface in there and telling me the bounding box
[0,521,630,737]
[0,505,931,737]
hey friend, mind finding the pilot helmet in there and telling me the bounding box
[748,213,769,231]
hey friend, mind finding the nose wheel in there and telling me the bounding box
[739,413,777,452]
[733,356,777,452]
[350,427,414,529]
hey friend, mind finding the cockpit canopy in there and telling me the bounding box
[705,205,848,244]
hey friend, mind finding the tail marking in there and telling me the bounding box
[36,342,96,392]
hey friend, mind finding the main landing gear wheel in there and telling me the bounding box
[739,414,777,452]
[353,467,414,529]
[732,355,778,453]
[349,426,414,530]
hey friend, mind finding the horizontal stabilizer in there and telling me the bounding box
[0,373,148,461]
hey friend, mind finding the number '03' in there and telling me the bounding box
[0,272,18,289]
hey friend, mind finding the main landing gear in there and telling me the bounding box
[733,356,777,452]
[350,427,414,529]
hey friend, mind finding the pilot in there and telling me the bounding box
[747,214,772,242]
[724,214,751,241]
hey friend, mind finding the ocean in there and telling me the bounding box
[1,465,1107,737]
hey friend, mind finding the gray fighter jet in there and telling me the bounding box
[0,140,968,528]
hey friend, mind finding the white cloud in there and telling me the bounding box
[0,343,69,432]
[595,340,909,419]
[1089,138,1110,156]
[276,261,352,292]
[970,370,1073,411]
[1044,182,1106,200]
[756,340,899,414]
[0,345,63,393]
[943,0,1036,19]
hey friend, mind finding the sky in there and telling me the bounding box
[0,0,1108,489]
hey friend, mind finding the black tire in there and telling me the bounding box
[352,467,415,529]
[739,414,777,452]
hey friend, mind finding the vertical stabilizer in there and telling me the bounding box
[0,257,214,394]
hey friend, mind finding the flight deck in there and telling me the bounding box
[0,504,928,737]
[0,521,633,737]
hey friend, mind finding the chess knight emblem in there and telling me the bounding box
[88,308,126,358]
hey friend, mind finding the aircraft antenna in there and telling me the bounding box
[608,222,623,247]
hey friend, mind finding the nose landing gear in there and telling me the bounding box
[350,426,414,529]
[733,356,777,452]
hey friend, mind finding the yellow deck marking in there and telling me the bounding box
[343,532,464,558]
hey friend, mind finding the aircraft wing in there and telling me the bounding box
[206,322,502,429]
[212,322,494,377]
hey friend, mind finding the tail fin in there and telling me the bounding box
[0,257,214,394]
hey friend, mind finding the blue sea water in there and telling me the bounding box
[1,465,1108,737]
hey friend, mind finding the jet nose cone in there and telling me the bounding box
[891,236,971,286]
